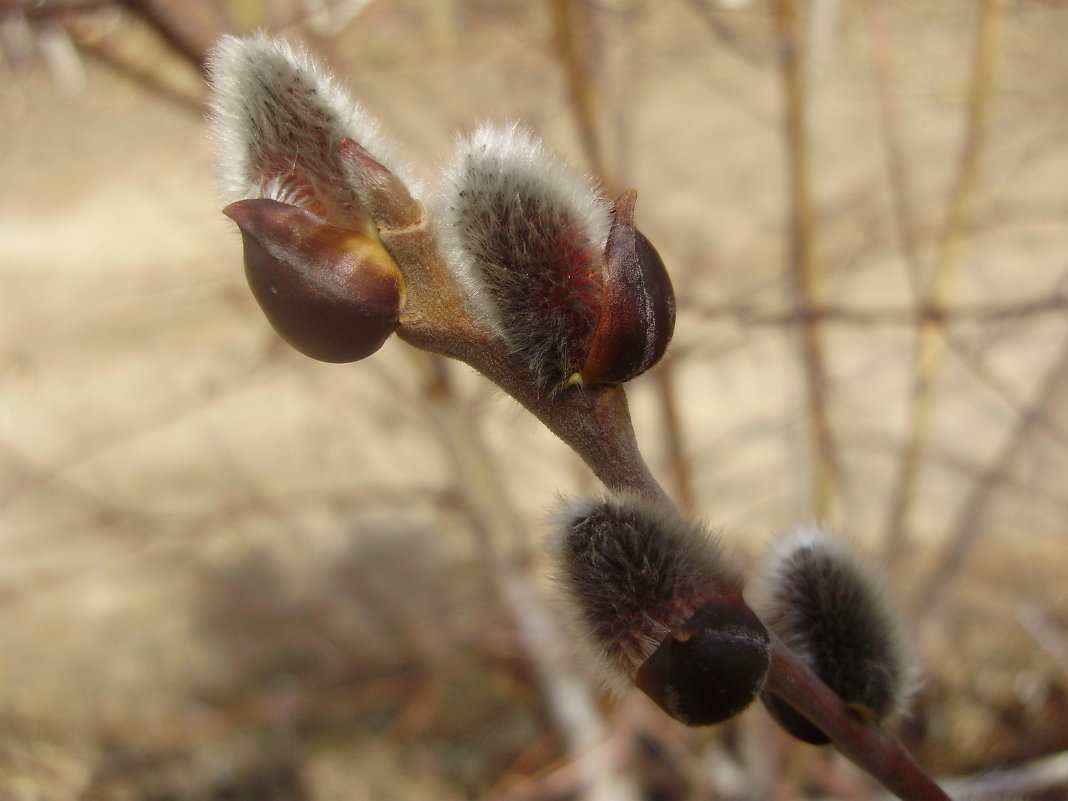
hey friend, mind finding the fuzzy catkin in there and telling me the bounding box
[757,527,917,724]
[440,124,611,389]
[206,34,412,224]
[549,493,744,693]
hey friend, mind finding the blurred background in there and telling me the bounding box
[2,0,1068,798]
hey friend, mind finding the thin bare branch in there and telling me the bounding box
[867,0,922,291]
[411,354,641,801]
[882,0,1004,567]
[915,329,1068,613]
[693,293,1068,327]
[773,0,842,522]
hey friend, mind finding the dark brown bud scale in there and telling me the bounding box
[578,190,676,387]
[224,198,406,363]
[635,601,771,727]
[762,692,833,745]
[551,493,769,727]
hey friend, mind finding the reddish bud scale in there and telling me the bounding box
[579,190,676,387]
[338,137,422,231]
[224,198,406,363]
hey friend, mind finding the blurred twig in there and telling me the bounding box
[65,20,204,111]
[883,0,1003,567]
[550,0,611,188]
[552,0,697,513]
[773,0,842,522]
[825,749,1068,801]
[693,293,1068,327]
[915,329,1068,613]
[677,0,775,69]
[115,0,226,71]
[407,353,640,801]
[867,0,922,290]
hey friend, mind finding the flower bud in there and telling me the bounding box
[550,493,769,726]
[207,33,415,231]
[754,527,917,744]
[442,125,674,392]
[578,190,676,387]
[224,198,406,363]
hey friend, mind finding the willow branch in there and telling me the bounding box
[380,208,667,503]
[882,0,1003,566]
[766,642,951,801]
[413,355,640,801]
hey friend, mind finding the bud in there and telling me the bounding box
[207,33,413,229]
[442,124,675,392]
[579,190,676,387]
[208,35,418,364]
[224,199,405,363]
[550,493,769,726]
[754,527,917,744]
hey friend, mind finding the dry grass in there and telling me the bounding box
[3,1,1068,798]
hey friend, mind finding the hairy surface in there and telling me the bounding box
[440,124,611,390]
[207,34,412,227]
[756,526,918,723]
[548,492,744,693]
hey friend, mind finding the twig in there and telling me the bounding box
[915,330,1068,613]
[882,0,1003,567]
[65,20,204,112]
[652,364,697,513]
[677,0,775,69]
[766,642,951,801]
[693,294,1068,327]
[942,750,1068,800]
[866,0,922,291]
[384,209,667,501]
[558,0,698,512]
[550,0,612,188]
[773,0,842,522]
[116,0,226,72]
[412,354,641,801]
[818,749,1068,801]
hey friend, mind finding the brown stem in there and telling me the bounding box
[766,642,950,801]
[550,0,612,189]
[381,212,667,502]
[412,355,640,801]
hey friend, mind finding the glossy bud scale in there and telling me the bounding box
[576,190,676,387]
[636,601,770,727]
[224,198,406,363]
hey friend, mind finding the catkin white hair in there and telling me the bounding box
[206,33,416,221]
[548,492,745,694]
[438,124,611,386]
[754,525,919,725]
